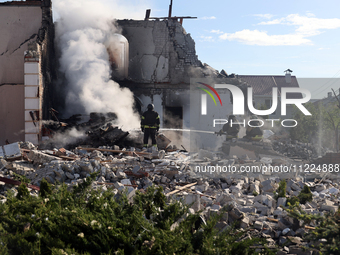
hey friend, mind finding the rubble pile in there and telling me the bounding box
[0,139,340,254]
[272,140,324,159]
[40,113,130,149]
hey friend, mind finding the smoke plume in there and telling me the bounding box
[54,0,147,130]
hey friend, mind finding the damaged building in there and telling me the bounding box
[114,16,303,150]
[0,1,305,151]
[1,4,339,253]
[115,17,243,150]
[0,0,55,145]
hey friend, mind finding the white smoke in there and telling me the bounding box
[54,0,148,130]
[46,127,86,149]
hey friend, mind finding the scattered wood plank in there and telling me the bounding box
[96,182,138,188]
[166,182,197,196]
[266,217,279,223]
[57,155,77,161]
[0,177,40,191]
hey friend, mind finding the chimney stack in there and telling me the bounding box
[284,69,293,83]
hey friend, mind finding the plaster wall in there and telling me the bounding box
[0,6,42,85]
[0,85,25,144]
[118,20,201,84]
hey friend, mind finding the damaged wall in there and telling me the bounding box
[122,79,240,150]
[0,6,42,85]
[118,19,243,149]
[0,0,55,145]
[117,19,202,84]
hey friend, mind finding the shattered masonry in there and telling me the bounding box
[0,136,340,254]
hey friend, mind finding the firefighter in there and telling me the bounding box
[244,115,263,141]
[141,104,160,148]
[216,115,240,140]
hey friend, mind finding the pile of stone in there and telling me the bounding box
[0,141,340,254]
[272,140,328,160]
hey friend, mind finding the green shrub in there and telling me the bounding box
[287,203,340,254]
[16,183,30,200]
[0,173,275,254]
[274,179,286,200]
[298,185,313,204]
[39,178,52,198]
[287,196,299,207]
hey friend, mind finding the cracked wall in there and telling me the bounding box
[117,19,201,84]
[0,6,42,85]
[117,19,243,149]
[0,0,55,145]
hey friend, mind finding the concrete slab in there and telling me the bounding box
[0,147,4,158]
[3,142,21,158]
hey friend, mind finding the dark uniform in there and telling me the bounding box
[218,115,240,140]
[245,115,263,140]
[141,104,160,148]
[222,115,240,137]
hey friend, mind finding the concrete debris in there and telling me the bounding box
[272,140,320,160]
[0,142,22,160]
[0,135,339,255]
[41,115,175,152]
[27,150,60,164]
[0,147,4,159]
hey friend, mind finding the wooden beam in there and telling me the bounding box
[145,9,151,20]
[166,182,197,196]
[168,0,172,18]
[148,16,197,20]
[267,217,279,222]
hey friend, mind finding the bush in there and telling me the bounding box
[287,196,299,207]
[287,204,340,254]
[274,179,286,200]
[0,173,275,254]
[298,185,313,204]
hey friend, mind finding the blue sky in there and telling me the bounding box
[2,0,339,98]
[149,0,340,98]
[150,0,340,77]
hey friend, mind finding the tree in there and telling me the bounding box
[322,101,340,151]
[290,102,321,143]
[290,101,340,151]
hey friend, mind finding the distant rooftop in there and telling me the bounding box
[0,0,43,6]
[238,75,302,99]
